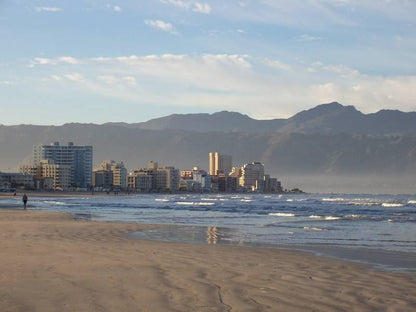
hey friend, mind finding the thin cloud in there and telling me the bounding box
[193,2,211,14]
[296,34,324,42]
[113,6,122,12]
[34,7,62,12]
[64,73,84,82]
[160,0,211,14]
[144,19,177,34]
[160,0,190,9]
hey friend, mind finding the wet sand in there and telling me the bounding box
[0,209,414,311]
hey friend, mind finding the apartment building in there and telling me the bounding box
[34,142,92,188]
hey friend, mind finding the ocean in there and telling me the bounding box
[2,193,416,271]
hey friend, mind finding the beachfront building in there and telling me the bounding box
[92,170,113,189]
[239,162,265,191]
[192,168,211,192]
[179,167,211,192]
[264,176,283,193]
[33,142,92,188]
[93,160,127,189]
[229,167,242,178]
[39,160,71,190]
[0,172,34,189]
[155,166,180,192]
[20,159,71,190]
[128,161,179,192]
[209,152,232,176]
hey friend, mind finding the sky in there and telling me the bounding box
[1,0,415,125]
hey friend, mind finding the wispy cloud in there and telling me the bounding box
[113,6,122,12]
[296,34,324,42]
[34,7,62,12]
[160,0,190,9]
[160,0,211,14]
[193,2,211,14]
[31,56,81,67]
[64,73,84,82]
[30,54,416,118]
[144,19,177,34]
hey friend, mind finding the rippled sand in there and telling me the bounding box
[0,209,414,311]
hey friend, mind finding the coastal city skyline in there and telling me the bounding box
[1,1,415,125]
[3,141,284,193]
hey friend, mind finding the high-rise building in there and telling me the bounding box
[239,162,265,191]
[33,142,92,188]
[209,152,232,176]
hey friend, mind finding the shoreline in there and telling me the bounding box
[130,225,416,273]
[1,196,415,273]
[0,208,415,311]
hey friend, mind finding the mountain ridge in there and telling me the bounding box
[101,102,416,135]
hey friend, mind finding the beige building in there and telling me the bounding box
[209,152,232,176]
[20,159,71,190]
[127,172,152,192]
[39,160,72,190]
[128,161,179,192]
[93,160,127,188]
[229,167,242,178]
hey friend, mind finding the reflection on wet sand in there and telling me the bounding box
[206,226,218,244]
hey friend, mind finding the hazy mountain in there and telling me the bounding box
[110,111,286,133]
[118,102,416,135]
[1,102,416,193]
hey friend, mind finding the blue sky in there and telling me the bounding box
[1,0,415,125]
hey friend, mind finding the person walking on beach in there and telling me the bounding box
[22,193,28,210]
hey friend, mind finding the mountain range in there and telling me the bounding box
[1,102,416,193]
[107,102,416,135]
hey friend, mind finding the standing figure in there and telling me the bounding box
[22,193,28,210]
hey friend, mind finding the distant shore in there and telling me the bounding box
[0,208,414,311]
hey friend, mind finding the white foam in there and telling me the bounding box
[309,215,341,220]
[268,213,296,217]
[382,203,403,207]
[304,226,324,231]
[309,215,322,219]
[322,197,345,202]
[155,198,169,202]
[175,202,215,206]
[324,216,341,220]
[43,200,66,205]
[241,199,253,202]
[348,201,379,206]
[408,200,416,204]
[345,214,361,219]
[286,199,293,202]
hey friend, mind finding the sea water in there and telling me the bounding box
[2,193,415,271]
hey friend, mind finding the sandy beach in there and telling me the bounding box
[0,208,414,312]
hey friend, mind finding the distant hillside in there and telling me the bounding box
[116,111,286,133]
[114,102,416,135]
